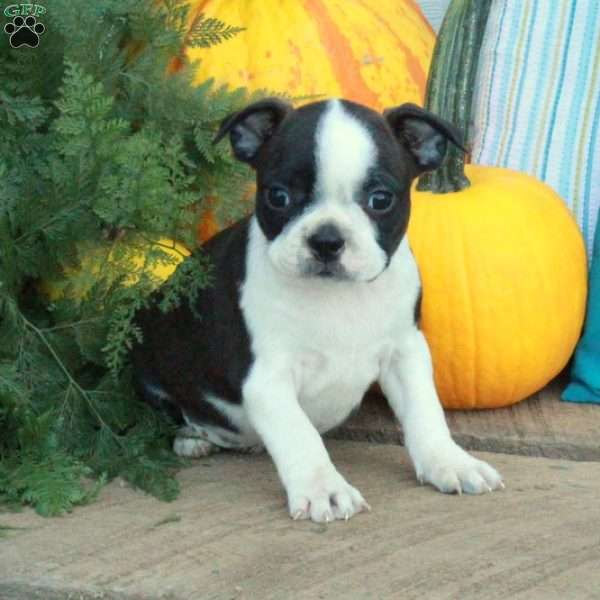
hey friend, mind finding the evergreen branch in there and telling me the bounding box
[138,234,189,260]
[187,14,245,48]
[21,314,116,439]
[13,206,85,244]
[41,317,104,333]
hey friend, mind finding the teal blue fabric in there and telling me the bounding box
[563,208,600,403]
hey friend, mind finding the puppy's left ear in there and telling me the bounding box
[384,103,466,174]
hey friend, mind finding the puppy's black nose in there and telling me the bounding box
[308,224,345,262]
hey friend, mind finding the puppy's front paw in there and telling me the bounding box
[286,466,370,523]
[414,442,504,495]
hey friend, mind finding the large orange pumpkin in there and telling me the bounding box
[170,0,435,111]
[407,0,587,408]
[409,166,587,409]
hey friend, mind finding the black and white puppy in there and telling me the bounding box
[131,98,503,523]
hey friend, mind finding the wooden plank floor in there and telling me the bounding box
[3,443,600,600]
[331,376,600,461]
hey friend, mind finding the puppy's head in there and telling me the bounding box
[214,98,462,282]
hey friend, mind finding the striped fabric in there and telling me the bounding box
[416,0,451,32]
[471,0,600,264]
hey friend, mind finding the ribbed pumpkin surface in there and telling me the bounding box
[173,0,434,110]
[408,164,588,409]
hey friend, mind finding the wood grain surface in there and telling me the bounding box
[2,441,600,599]
[331,376,600,461]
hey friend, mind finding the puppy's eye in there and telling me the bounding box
[267,187,291,210]
[367,190,394,212]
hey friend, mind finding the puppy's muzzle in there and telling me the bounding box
[307,223,345,263]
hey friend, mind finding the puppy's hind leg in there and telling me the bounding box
[136,378,219,457]
[173,425,221,458]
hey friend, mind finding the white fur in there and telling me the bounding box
[173,436,217,458]
[314,100,376,202]
[267,100,388,282]
[142,381,171,402]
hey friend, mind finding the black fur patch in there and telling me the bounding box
[414,287,423,326]
[131,218,253,433]
[253,102,327,240]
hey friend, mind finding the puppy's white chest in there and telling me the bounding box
[295,344,382,432]
[240,219,420,436]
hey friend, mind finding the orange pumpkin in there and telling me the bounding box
[170,0,435,112]
[409,166,587,409]
[196,185,256,244]
[195,196,221,244]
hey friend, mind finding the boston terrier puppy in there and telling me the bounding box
[131,98,503,523]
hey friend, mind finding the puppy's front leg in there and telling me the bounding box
[380,330,504,494]
[244,361,369,523]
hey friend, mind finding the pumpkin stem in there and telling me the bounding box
[417,0,492,193]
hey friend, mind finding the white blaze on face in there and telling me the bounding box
[314,100,377,203]
[267,100,389,281]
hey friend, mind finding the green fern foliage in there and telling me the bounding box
[0,0,253,515]
[189,13,246,48]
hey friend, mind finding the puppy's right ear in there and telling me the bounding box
[212,98,293,167]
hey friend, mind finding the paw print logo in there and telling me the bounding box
[4,15,45,48]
